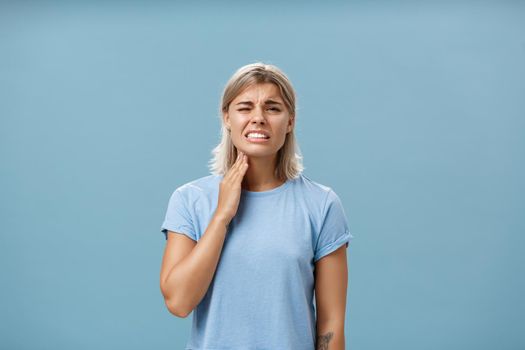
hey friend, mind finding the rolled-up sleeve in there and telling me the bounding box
[313,189,354,262]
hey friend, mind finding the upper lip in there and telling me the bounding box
[244,129,271,138]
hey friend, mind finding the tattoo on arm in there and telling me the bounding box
[316,331,334,350]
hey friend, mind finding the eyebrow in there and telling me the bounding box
[235,99,283,106]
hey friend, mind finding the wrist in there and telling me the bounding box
[213,211,231,228]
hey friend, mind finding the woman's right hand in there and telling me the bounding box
[215,151,249,224]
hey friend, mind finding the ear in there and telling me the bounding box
[287,114,295,133]
[223,111,231,129]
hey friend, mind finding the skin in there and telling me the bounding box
[315,244,348,350]
[160,82,348,349]
[223,82,294,191]
[160,152,249,316]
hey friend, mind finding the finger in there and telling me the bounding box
[234,152,246,169]
[225,152,244,180]
[233,155,249,181]
[231,152,244,173]
[236,151,244,164]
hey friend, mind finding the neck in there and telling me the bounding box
[242,153,283,191]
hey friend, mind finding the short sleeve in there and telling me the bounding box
[313,189,354,262]
[160,188,197,242]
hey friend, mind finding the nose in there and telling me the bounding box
[250,105,266,124]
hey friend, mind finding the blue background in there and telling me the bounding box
[1,1,524,349]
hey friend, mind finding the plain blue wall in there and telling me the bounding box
[1,1,524,349]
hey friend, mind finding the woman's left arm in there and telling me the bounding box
[314,244,348,350]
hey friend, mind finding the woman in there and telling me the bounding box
[159,62,354,350]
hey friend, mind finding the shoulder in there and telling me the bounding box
[294,173,335,203]
[291,174,345,221]
[172,173,221,202]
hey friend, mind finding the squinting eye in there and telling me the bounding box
[237,107,280,112]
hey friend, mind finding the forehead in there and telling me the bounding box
[233,83,283,102]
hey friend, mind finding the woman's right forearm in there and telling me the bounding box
[163,211,231,315]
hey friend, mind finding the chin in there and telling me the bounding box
[244,150,278,158]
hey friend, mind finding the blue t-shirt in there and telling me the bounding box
[160,173,354,350]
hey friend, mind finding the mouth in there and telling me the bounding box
[244,130,271,139]
[244,131,271,143]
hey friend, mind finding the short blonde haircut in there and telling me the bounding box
[208,62,305,180]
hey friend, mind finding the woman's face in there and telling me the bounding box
[223,82,294,159]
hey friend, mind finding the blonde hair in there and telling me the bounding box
[208,62,305,180]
